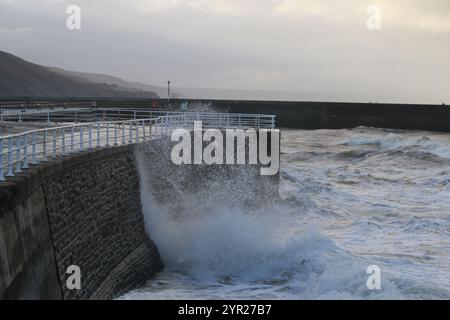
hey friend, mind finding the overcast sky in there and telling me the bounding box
[0,0,449,103]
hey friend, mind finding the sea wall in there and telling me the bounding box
[0,185,61,299]
[0,145,162,300]
[206,100,450,132]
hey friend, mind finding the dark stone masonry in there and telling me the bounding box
[43,148,162,299]
[0,145,162,300]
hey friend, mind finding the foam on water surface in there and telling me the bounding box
[121,128,450,300]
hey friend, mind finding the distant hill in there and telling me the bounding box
[46,66,171,98]
[0,51,159,98]
[0,50,370,103]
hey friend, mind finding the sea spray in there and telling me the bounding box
[122,128,450,299]
[133,141,401,299]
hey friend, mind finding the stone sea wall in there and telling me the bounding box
[0,145,162,300]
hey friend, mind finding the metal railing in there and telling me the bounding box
[152,112,275,131]
[0,119,155,181]
[0,107,276,125]
[0,102,94,112]
[0,112,276,181]
[0,108,184,123]
[0,107,93,123]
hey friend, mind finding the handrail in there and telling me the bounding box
[0,108,275,123]
[0,112,276,181]
[0,118,151,140]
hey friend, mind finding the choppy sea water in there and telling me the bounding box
[121,128,450,300]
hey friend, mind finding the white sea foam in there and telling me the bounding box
[342,132,450,159]
[121,128,450,300]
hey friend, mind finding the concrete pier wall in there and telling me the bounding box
[203,100,450,132]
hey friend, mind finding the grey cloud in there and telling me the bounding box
[0,0,449,103]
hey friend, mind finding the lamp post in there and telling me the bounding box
[167,81,171,103]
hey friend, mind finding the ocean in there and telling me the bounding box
[121,127,450,300]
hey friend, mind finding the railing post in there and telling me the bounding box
[129,123,133,143]
[135,121,139,141]
[148,120,152,139]
[97,123,101,147]
[22,133,29,169]
[89,125,93,149]
[31,132,37,164]
[15,136,22,173]
[142,120,146,141]
[47,111,50,124]
[114,123,118,145]
[122,123,126,144]
[80,126,84,150]
[0,109,4,122]
[0,138,4,181]
[165,116,168,134]
[61,128,66,156]
[71,127,75,152]
[7,137,14,177]
[18,111,22,123]
[52,128,57,159]
[106,123,110,146]
[43,129,47,161]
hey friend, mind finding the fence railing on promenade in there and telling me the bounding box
[0,112,276,181]
[0,108,276,125]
